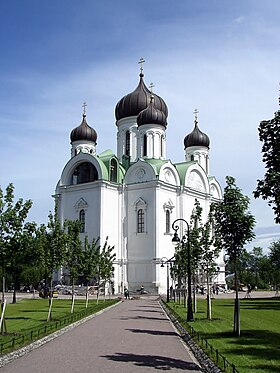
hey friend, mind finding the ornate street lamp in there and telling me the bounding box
[171,218,194,322]
[160,256,174,303]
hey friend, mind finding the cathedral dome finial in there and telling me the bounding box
[138,57,145,78]
[137,93,167,127]
[184,109,210,149]
[115,60,168,121]
[70,103,97,143]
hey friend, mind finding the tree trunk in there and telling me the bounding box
[71,279,75,314]
[12,270,17,304]
[85,284,89,309]
[193,275,197,313]
[233,256,240,336]
[2,273,5,304]
[0,301,7,334]
[0,300,7,335]
[206,271,212,320]
[47,278,53,321]
[47,297,53,322]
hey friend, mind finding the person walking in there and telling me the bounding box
[124,287,129,299]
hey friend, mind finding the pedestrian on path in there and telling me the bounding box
[124,287,129,299]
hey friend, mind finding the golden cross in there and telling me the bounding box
[82,102,87,115]
[138,57,145,74]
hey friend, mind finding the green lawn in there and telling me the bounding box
[0,298,118,353]
[167,297,280,373]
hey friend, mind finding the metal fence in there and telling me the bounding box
[188,324,239,373]
[163,302,239,373]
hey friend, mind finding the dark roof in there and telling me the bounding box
[137,96,167,127]
[184,122,210,149]
[115,73,168,121]
[70,114,97,143]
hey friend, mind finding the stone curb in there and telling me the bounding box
[160,300,222,373]
[0,301,121,368]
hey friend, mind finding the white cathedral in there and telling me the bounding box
[55,63,225,294]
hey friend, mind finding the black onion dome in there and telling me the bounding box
[184,122,210,149]
[70,114,97,143]
[137,96,167,127]
[115,73,168,121]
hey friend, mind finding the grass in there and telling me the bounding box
[167,297,280,373]
[0,298,118,354]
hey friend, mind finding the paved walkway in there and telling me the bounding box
[1,296,202,373]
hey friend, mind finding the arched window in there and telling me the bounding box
[137,209,145,233]
[79,209,85,233]
[160,135,164,157]
[125,131,130,156]
[110,158,118,182]
[72,162,98,185]
[143,134,147,157]
[165,210,170,233]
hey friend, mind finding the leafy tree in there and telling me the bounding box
[254,110,280,223]
[8,221,37,303]
[81,236,99,308]
[268,240,280,295]
[189,199,203,312]
[214,176,255,336]
[64,220,83,312]
[170,246,187,305]
[235,247,270,290]
[170,200,203,311]
[89,237,115,304]
[37,211,66,298]
[0,183,34,304]
[98,237,116,299]
[200,204,221,320]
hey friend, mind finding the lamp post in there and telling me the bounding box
[171,218,194,322]
[160,256,174,303]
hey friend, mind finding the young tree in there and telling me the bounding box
[89,237,115,304]
[268,240,280,296]
[37,211,66,297]
[200,204,221,320]
[0,183,33,304]
[189,199,203,313]
[64,220,83,313]
[8,221,37,303]
[254,109,280,223]
[170,200,203,312]
[81,236,100,308]
[99,238,116,299]
[214,176,255,336]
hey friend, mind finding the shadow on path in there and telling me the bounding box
[101,352,201,371]
[126,328,178,337]
[117,315,167,321]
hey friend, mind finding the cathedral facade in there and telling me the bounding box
[55,66,225,294]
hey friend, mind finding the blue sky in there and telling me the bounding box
[0,1,279,251]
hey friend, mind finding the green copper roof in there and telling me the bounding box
[174,161,196,185]
[97,149,124,183]
[143,158,168,175]
[92,155,109,180]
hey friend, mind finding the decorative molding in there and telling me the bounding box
[135,168,146,180]
[186,171,204,192]
[134,197,147,211]
[75,197,88,211]
[163,199,175,212]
